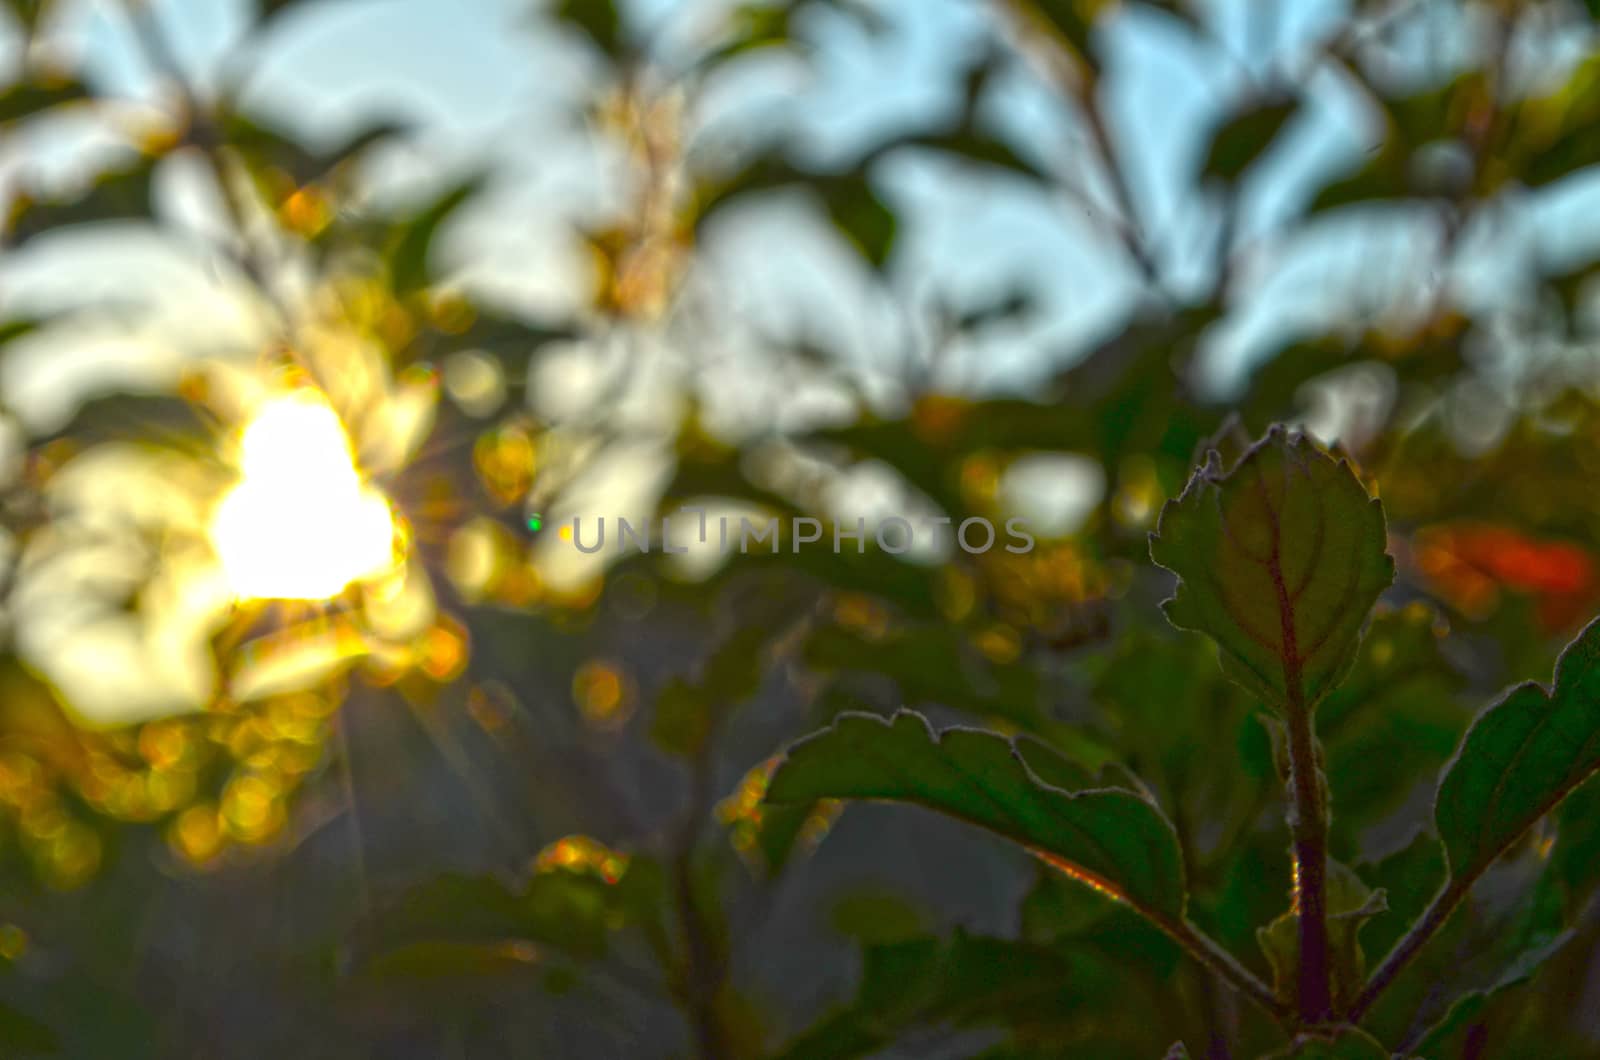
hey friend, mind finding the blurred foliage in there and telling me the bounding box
[1,0,1600,1057]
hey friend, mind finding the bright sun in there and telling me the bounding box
[211,392,398,601]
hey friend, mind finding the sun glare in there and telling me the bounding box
[211,392,398,601]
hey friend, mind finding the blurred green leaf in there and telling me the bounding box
[551,0,625,59]
[5,155,160,247]
[1149,426,1394,710]
[0,74,88,126]
[386,175,486,294]
[254,0,377,35]
[225,111,408,189]
[1201,97,1296,182]
[1030,0,1107,57]
[34,391,209,448]
[767,710,1186,920]
[0,0,52,34]
[817,174,896,270]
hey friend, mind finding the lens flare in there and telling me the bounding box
[211,392,397,601]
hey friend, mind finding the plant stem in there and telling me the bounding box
[1163,918,1293,1028]
[671,742,730,1060]
[1284,696,1333,1023]
[1347,877,1468,1024]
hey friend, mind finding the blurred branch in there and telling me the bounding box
[992,0,1164,290]
[117,0,293,331]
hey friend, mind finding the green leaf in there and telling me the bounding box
[1201,97,1296,182]
[254,0,376,36]
[0,0,53,35]
[1030,0,1109,57]
[5,156,160,247]
[386,175,486,294]
[225,111,408,189]
[0,74,88,126]
[1435,616,1600,881]
[766,710,1186,921]
[1148,426,1395,710]
[34,391,210,449]
[818,174,896,270]
[551,0,624,59]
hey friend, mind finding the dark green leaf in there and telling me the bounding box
[1030,0,1104,57]
[552,0,624,59]
[254,0,375,36]
[225,111,408,189]
[766,710,1186,920]
[5,156,160,247]
[1149,426,1395,710]
[1435,616,1600,880]
[1202,97,1296,182]
[818,175,896,270]
[0,74,88,126]
[386,175,486,294]
[0,0,55,35]
[34,392,209,449]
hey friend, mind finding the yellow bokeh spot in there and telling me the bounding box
[572,660,629,729]
[473,425,537,507]
[221,773,285,844]
[211,391,398,601]
[416,619,468,683]
[534,835,629,884]
[170,804,224,865]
